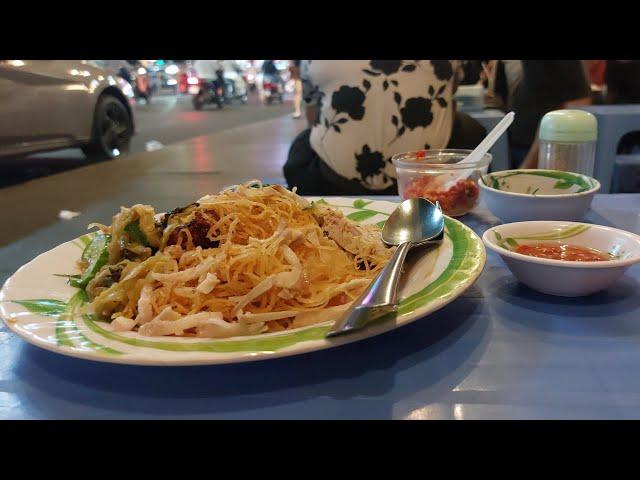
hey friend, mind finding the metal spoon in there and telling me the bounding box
[326,198,445,338]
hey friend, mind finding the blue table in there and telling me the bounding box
[2,194,639,419]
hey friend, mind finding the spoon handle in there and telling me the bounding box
[326,241,411,337]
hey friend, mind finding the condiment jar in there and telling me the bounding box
[538,109,598,176]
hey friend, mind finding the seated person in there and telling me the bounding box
[284,60,486,195]
[492,60,591,169]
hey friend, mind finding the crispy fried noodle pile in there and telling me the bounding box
[80,181,394,338]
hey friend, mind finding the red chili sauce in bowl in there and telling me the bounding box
[515,243,612,262]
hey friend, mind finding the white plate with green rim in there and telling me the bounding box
[483,221,640,296]
[479,169,600,223]
[0,198,486,366]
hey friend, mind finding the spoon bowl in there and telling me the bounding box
[327,198,444,338]
[382,198,445,246]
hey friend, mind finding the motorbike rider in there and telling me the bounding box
[262,60,284,89]
[193,59,226,97]
[103,60,134,84]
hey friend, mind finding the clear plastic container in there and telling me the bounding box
[391,149,492,217]
[539,140,596,176]
[538,109,597,176]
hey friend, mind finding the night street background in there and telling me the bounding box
[0,92,295,188]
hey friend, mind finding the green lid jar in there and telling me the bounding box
[538,109,598,176]
[539,109,598,143]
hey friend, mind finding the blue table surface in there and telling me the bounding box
[1,194,640,419]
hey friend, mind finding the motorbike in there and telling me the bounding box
[243,65,258,92]
[223,67,248,104]
[262,74,284,104]
[191,77,225,110]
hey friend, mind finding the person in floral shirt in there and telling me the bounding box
[284,60,486,195]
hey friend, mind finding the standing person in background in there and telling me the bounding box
[605,60,640,104]
[493,60,591,169]
[584,60,606,89]
[290,60,303,119]
[285,60,486,195]
[583,60,606,104]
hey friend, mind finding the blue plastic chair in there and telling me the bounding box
[611,154,640,193]
[577,105,640,193]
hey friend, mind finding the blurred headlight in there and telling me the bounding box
[137,67,147,75]
[165,65,179,75]
[187,76,199,85]
[167,78,177,85]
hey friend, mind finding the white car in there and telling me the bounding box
[0,60,136,161]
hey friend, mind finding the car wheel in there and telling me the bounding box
[82,95,133,161]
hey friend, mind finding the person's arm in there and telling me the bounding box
[519,137,540,169]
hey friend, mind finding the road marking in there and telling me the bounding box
[145,140,164,151]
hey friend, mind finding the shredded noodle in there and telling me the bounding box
[84,181,393,338]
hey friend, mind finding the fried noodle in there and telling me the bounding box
[83,181,393,338]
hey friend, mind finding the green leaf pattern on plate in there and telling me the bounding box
[353,199,373,209]
[494,224,591,251]
[483,170,593,193]
[11,292,122,355]
[11,299,67,317]
[347,210,378,222]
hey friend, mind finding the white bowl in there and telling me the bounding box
[483,221,640,296]
[479,169,600,222]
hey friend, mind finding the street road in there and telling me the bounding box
[0,92,296,188]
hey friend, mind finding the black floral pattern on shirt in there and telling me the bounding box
[321,85,366,138]
[363,60,420,91]
[368,60,402,76]
[431,60,453,82]
[355,145,386,181]
[355,145,394,189]
[401,97,434,130]
[389,77,449,144]
[331,86,365,120]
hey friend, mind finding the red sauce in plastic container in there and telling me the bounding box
[403,177,479,217]
[515,243,612,262]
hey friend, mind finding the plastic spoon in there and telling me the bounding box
[440,111,515,189]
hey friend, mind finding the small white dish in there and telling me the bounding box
[479,169,600,222]
[483,221,640,296]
